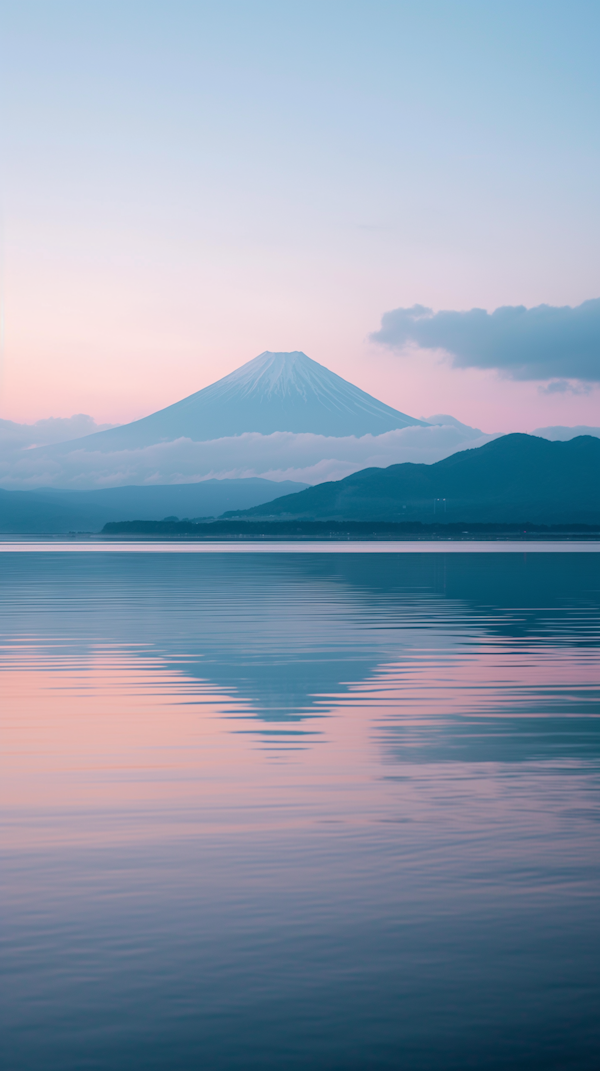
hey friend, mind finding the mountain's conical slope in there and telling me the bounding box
[47,352,427,453]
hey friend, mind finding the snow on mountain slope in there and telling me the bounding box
[39,352,428,454]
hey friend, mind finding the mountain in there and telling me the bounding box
[0,478,307,534]
[32,351,427,457]
[533,425,600,441]
[424,414,485,439]
[225,434,600,525]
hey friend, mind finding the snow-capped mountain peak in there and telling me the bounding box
[220,351,322,399]
[35,350,428,454]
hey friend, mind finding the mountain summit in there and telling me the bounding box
[44,351,427,454]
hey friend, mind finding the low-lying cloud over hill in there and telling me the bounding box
[0,423,496,490]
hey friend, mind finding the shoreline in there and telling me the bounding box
[1,539,599,553]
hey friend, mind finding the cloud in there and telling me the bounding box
[370,299,600,383]
[538,379,592,395]
[0,425,496,490]
[0,414,118,451]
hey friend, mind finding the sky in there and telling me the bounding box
[1,0,599,432]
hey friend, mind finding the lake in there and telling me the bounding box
[1,546,599,1070]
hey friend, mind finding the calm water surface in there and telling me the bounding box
[1,549,599,1070]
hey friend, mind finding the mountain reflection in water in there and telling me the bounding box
[1,550,599,1071]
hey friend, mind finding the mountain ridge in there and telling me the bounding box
[0,478,307,534]
[224,434,600,525]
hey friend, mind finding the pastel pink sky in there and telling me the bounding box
[4,245,598,432]
[2,3,599,433]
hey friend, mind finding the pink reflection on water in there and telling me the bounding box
[1,637,598,856]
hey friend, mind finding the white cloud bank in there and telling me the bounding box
[0,424,496,490]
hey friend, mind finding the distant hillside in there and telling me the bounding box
[0,478,307,534]
[225,435,600,525]
[534,424,600,441]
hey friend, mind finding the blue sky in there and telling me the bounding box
[1,0,599,427]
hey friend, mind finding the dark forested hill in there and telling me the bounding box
[225,435,600,524]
